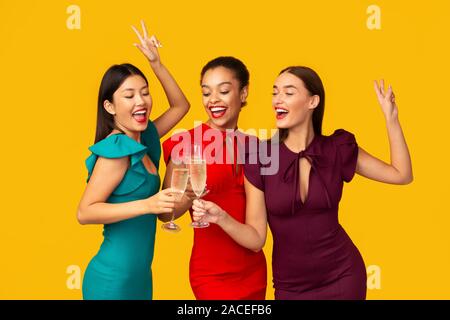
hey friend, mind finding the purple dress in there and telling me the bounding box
[244,129,366,300]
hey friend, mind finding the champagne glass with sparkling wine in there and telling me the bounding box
[161,167,189,232]
[189,143,209,228]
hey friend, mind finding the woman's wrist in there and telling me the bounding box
[384,113,400,127]
[144,195,156,213]
[216,208,229,227]
[149,60,163,71]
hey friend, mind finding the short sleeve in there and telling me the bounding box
[85,134,148,195]
[332,129,359,183]
[243,151,265,191]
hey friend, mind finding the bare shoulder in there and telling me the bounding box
[92,155,129,177]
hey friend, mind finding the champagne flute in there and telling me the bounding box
[161,167,189,232]
[189,143,209,228]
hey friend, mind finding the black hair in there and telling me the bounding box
[200,56,249,107]
[95,63,148,143]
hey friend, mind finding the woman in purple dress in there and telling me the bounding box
[192,66,413,299]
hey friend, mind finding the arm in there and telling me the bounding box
[158,160,196,222]
[132,21,190,138]
[77,156,176,225]
[355,80,413,185]
[192,177,268,252]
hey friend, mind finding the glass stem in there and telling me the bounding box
[197,196,203,225]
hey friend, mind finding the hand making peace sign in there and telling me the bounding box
[132,20,162,64]
[374,79,398,120]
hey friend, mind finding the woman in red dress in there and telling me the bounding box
[158,56,267,299]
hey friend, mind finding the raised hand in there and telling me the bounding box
[131,20,162,64]
[374,79,398,120]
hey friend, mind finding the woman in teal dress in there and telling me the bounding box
[77,21,190,300]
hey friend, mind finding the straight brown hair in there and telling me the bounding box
[277,66,325,142]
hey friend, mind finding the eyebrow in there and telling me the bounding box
[201,81,233,88]
[273,85,298,89]
[121,85,148,92]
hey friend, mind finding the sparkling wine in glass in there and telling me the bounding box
[161,168,189,232]
[190,144,209,228]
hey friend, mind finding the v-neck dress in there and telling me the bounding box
[82,121,161,300]
[244,129,366,300]
[162,123,267,300]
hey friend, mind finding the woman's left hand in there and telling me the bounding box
[132,20,162,65]
[374,79,398,120]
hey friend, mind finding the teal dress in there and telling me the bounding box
[82,121,161,300]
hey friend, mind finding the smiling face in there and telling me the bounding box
[104,74,151,135]
[201,66,248,130]
[272,71,319,130]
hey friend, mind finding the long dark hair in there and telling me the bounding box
[94,63,148,143]
[200,56,250,107]
[278,66,325,142]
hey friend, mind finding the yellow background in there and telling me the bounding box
[0,0,449,299]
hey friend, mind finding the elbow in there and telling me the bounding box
[170,101,190,115]
[77,208,88,225]
[250,240,265,253]
[251,247,264,253]
[402,176,414,185]
[399,171,414,185]
[391,166,414,185]
[183,102,191,115]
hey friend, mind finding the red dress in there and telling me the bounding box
[162,123,267,300]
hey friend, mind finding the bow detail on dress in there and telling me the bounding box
[283,149,332,214]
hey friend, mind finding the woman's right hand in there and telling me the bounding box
[146,188,177,214]
[192,199,225,225]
